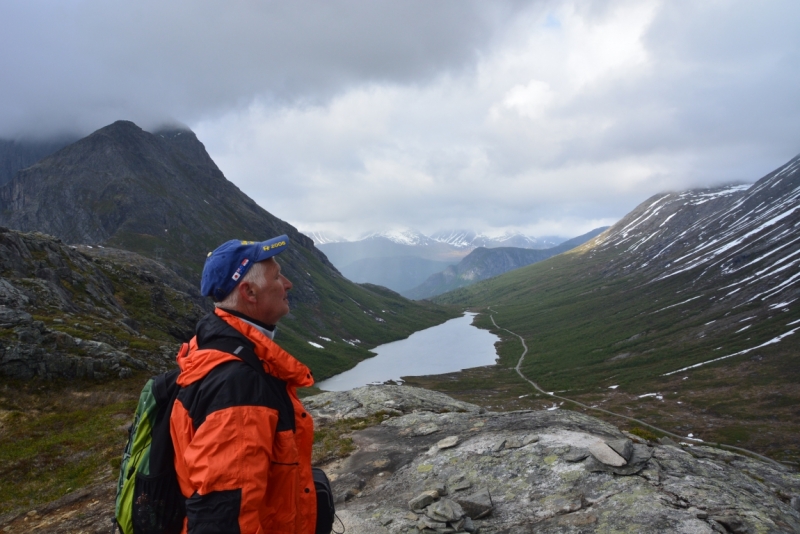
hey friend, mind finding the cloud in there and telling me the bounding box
[2,0,799,238]
[0,0,525,138]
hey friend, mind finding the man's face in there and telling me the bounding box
[252,258,293,325]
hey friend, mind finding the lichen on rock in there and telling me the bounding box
[307,385,800,534]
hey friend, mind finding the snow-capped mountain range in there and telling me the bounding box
[307,228,567,250]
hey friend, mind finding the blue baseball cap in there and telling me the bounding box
[201,235,290,301]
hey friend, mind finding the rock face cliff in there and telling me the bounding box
[307,386,800,534]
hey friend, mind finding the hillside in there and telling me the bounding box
[428,154,800,464]
[406,227,607,299]
[0,120,458,379]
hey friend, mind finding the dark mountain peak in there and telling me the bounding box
[0,120,332,281]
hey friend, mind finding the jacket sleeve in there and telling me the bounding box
[173,365,281,534]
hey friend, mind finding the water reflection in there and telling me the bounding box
[316,313,499,391]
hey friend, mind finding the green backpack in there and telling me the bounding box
[114,366,185,534]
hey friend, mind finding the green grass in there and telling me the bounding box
[437,249,800,396]
[0,380,142,514]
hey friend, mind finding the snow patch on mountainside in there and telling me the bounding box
[591,154,800,367]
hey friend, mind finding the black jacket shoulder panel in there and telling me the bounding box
[178,312,295,433]
[178,361,295,432]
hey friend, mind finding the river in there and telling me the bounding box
[315,312,499,391]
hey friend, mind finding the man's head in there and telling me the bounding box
[201,236,293,324]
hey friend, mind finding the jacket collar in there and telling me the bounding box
[177,309,314,388]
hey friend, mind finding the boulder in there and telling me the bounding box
[454,488,493,520]
[588,440,627,466]
[606,438,634,462]
[425,498,465,523]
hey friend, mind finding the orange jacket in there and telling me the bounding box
[170,308,316,533]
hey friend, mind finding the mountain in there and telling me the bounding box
[338,255,455,293]
[317,229,575,291]
[0,136,77,186]
[0,120,457,380]
[318,234,468,267]
[430,229,565,249]
[305,230,347,245]
[433,154,800,463]
[318,229,571,270]
[405,227,608,299]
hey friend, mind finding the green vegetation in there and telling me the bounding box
[627,427,661,442]
[0,379,143,514]
[429,248,800,462]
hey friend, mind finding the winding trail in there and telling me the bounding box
[488,312,784,468]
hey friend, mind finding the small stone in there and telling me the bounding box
[564,448,590,462]
[409,490,439,511]
[605,439,634,462]
[491,439,506,452]
[455,488,493,519]
[381,517,393,526]
[504,438,523,449]
[437,436,460,449]
[426,498,465,523]
[522,434,540,445]
[417,516,447,531]
[791,496,800,512]
[463,516,476,533]
[696,511,709,520]
[414,423,440,436]
[449,479,472,492]
[659,436,677,446]
[450,518,466,531]
[426,481,447,497]
[588,441,627,467]
[404,511,419,521]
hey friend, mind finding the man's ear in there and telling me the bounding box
[237,281,257,303]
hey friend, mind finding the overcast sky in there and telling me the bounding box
[2,0,799,239]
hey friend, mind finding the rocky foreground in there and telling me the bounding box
[307,386,800,534]
[1,385,799,533]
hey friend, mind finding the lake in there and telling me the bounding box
[316,312,500,391]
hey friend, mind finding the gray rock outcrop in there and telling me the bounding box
[0,228,205,380]
[303,384,484,422]
[307,386,800,534]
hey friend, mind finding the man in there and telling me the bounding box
[170,235,317,533]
